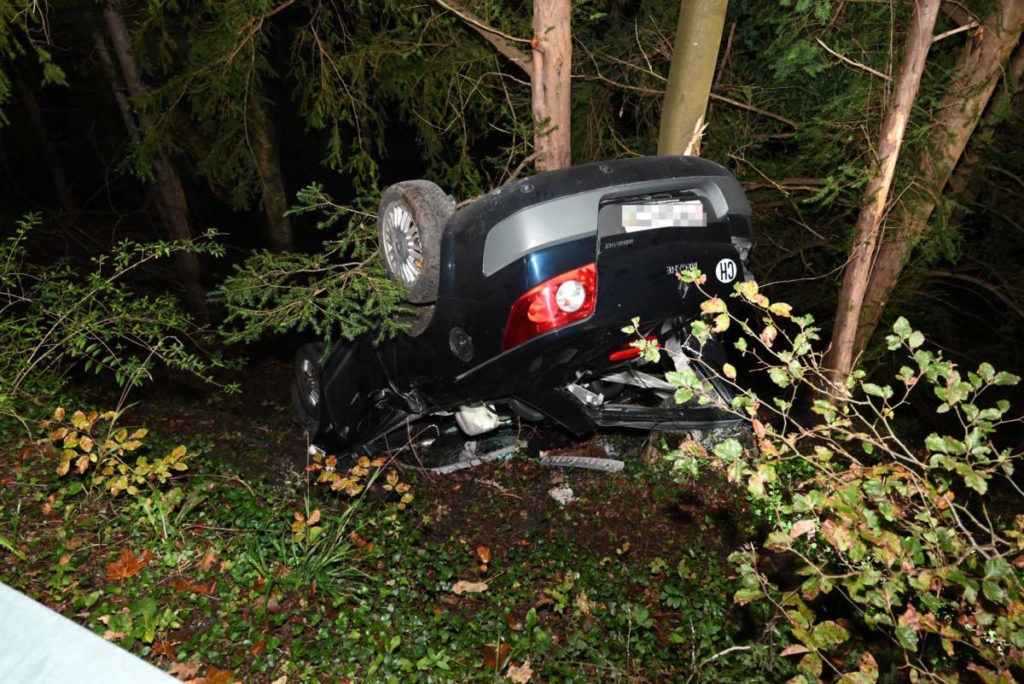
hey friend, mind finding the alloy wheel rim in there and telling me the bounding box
[382,204,423,286]
[301,359,320,407]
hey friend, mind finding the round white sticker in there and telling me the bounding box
[715,258,737,283]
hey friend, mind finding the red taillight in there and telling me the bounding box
[501,263,597,351]
[608,336,659,362]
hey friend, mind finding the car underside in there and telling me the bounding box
[291,155,753,455]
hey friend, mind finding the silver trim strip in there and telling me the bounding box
[481,175,750,276]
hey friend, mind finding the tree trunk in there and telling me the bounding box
[531,0,572,171]
[657,0,729,156]
[824,0,941,379]
[102,6,208,321]
[852,0,1024,357]
[247,88,293,251]
[14,69,79,218]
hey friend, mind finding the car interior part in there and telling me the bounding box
[454,404,501,436]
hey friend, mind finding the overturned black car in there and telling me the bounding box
[292,156,753,454]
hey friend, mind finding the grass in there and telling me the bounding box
[0,408,794,682]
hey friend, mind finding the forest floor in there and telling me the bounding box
[0,356,795,683]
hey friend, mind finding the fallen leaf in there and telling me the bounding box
[307,509,321,525]
[575,591,593,616]
[452,580,488,595]
[169,577,214,595]
[505,613,523,631]
[200,550,219,572]
[476,546,491,564]
[106,549,151,581]
[269,677,288,684]
[151,642,177,660]
[507,659,533,683]
[250,639,266,655]
[102,630,125,641]
[188,665,233,684]
[481,642,511,669]
[780,644,809,656]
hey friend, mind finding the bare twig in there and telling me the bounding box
[816,37,892,82]
[931,20,980,44]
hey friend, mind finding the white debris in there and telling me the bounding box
[548,486,576,505]
[540,455,624,473]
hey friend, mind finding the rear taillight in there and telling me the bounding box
[501,263,597,351]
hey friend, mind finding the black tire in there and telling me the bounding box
[402,303,435,337]
[377,180,454,304]
[291,343,325,436]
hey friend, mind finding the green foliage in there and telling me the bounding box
[215,184,408,345]
[0,0,67,124]
[662,274,1024,680]
[134,0,280,205]
[0,215,230,427]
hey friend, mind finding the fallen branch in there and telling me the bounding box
[433,0,531,73]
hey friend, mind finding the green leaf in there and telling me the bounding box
[982,581,1007,605]
[907,331,924,349]
[714,438,744,461]
[895,625,918,651]
[722,363,737,380]
[964,472,988,495]
[768,367,790,388]
[812,620,849,648]
[733,588,764,604]
[861,383,892,399]
[993,371,1020,386]
[892,317,912,339]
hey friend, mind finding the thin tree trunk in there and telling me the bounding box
[433,0,571,172]
[14,69,79,217]
[824,0,941,380]
[101,7,208,321]
[946,45,1024,231]
[247,88,293,251]
[853,0,1024,357]
[93,30,138,139]
[531,0,572,171]
[657,0,729,156]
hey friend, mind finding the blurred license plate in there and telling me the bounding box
[621,201,705,233]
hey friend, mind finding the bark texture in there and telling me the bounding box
[102,7,208,321]
[531,0,572,171]
[824,0,941,379]
[657,0,729,156]
[853,0,1024,357]
[247,90,293,252]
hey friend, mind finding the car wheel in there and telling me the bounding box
[291,343,325,436]
[378,180,454,305]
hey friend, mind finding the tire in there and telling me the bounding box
[402,303,434,337]
[378,180,454,304]
[291,343,325,436]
